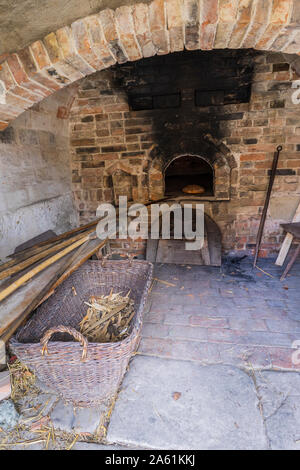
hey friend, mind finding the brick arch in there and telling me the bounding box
[163,154,214,173]
[164,153,215,196]
[149,143,233,200]
[0,0,299,130]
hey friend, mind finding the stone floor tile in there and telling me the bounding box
[256,370,300,449]
[189,316,229,328]
[139,337,220,364]
[168,325,208,342]
[164,311,190,325]
[50,400,75,433]
[73,406,104,434]
[228,317,267,332]
[268,347,300,370]
[106,356,267,450]
[142,323,170,339]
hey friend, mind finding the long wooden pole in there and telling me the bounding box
[3,198,169,264]
[0,228,95,281]
[0,239,102,342]
[253,145,282,267]
[0,197,171,339]
[0,234,93,303]
[37,238,107,306]
[0,197,169,303]
[7,219,100,260]
[0,238,65,273]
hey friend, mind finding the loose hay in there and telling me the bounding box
[8,359,37,401]
[79,289,135,343]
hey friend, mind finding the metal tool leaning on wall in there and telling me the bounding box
[253,145,283,268]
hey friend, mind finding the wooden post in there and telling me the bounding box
[275,200,300,266]
[280,244,300,281]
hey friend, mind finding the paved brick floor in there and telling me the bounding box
[140,258,300,370]
[4,257,300,449]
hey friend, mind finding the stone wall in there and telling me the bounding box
[69,49,300,257]
[0,87,78,260]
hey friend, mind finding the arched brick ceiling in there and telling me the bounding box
[0,0,299,130]
[0,0,144,57]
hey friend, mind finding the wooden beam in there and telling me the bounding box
[0,228,95,281]
[0,238,106,340]
[0,240,106,342]
[0,242,91,342]
[6,218,100,260]
[0,238,63,273]
[0,234,92,303]
[280,244,300,281]
[38,238,107,305]
[275,200,300,266]
[0,339,5,366]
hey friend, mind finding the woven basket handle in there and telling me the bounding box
[101,251,135,267]
[40,325,88,362]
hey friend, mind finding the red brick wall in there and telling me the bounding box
[69,50,300,257]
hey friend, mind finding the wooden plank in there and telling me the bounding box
[0,258,68,336]
[0,243,88,342]
[201,224,211,265]
[0,228,95,280]
[13,230,57,253]
[6,218,100,260]
[0,339,5,366]
[0,238,63,274]
[156,239,207,265]
[280,243,300,281]
[206,215,222,266]
[0,235,92,303]
[276,233,294,266]
[275,200,300,266]
[146,239,159,262]
[0,238,106,341]
[0,370,10,400]
[38,238,106,304]
[151,213,221,266]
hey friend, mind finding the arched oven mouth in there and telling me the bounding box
[164,155,214,198]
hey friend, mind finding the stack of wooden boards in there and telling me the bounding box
[0,220,106,343]
[0,197,170,345]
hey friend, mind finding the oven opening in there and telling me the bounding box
[164,155,214,197]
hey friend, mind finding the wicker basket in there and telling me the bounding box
[10,258,153,406]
